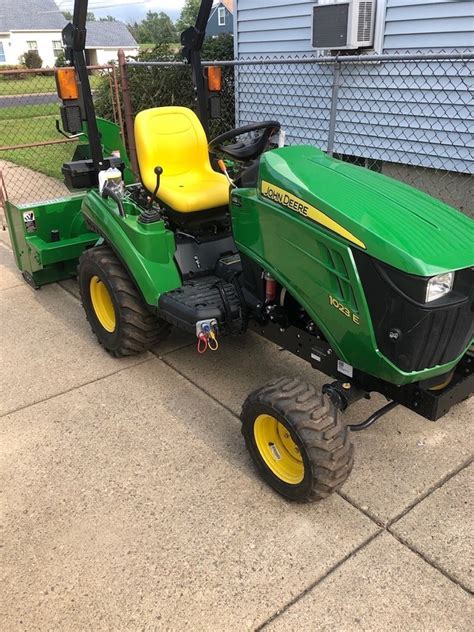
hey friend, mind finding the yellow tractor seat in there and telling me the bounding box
[134,106,230,214]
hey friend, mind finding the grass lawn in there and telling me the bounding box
[138,42,181,53]
[0,76,105,179]
[0,74,102,96]
[0,103,58,121]
[0,75,56,96]
[0,108,77,178]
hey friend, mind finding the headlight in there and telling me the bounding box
[426,272,455,303]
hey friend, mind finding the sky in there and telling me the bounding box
[57,1,187,23]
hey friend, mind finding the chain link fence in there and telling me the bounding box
[1,52,472,220]
[0,65,121,212]
[123,52,473,216]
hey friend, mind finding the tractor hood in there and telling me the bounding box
[258,146,474,276]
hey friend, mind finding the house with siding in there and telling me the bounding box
[0,0,138,68]
[233,0,473,211]
[207,1,234,37]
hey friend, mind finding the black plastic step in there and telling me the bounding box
[158,275,243,333]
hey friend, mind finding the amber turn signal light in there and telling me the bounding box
[207,66,222,92]
[55,67,79,100]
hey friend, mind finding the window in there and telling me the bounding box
[53,41,63,58]
[27,41,38,50]
[218,6,226,27]
[0,42,5,63]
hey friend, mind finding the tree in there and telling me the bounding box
[127,22,140,42]
[94,37,235,138]
[175,0,201,33]
[202,33,234,61]
[99,16,117,22]
[22,50,43,68]
[135,11,177,45]
[54,51,67,67]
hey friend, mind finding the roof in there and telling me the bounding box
[213,0,234,13]
[85,21,137,48]
[0,0,136,48]
[0,0,66,31]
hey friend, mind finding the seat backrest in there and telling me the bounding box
[134,106,210,193]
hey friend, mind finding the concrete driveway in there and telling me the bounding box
[0,227,472,631]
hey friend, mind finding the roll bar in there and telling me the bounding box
[62,0,215,165]
[62,0,106,171]
[181,0,214,137]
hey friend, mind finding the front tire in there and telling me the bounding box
[78,245,170,357]
[241,377,354,502]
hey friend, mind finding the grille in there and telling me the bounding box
[326,246,358,312]
[354,251,474,373]
[410,306,470,371]
[357,2,373,43]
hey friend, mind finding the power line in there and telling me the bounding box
[2,1,179,20]
[1,3,147,18]
[56,1,150,8]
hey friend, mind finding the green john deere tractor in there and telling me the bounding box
[5,0,473,502]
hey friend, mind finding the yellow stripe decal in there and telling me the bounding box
[261,180,366,250]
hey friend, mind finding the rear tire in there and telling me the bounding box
[241,377,354,502]
[78,245,170,357]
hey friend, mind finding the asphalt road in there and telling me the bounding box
[0,92,59,109]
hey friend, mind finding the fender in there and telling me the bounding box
[81,190,182,307]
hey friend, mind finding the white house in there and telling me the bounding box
[82,21,139,66]
[0,0,138,68]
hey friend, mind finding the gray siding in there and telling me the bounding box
[235,1,474,59]
[236,0,314,56]
[234,0,474,173]
[384,0,474,52]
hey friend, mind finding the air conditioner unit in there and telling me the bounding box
[312,0,376,50]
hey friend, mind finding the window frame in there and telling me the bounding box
[53,40,63,58]
[27,40,38,51]
[218,6,226,27]
[0,42,5,63]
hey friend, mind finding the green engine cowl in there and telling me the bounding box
[231,146,474,386]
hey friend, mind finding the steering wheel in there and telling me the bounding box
[209,121,281,162]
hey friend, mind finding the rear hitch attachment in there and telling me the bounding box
[196,319,219,354]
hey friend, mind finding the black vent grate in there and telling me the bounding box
[354,251,474,373]
[357,2,373,42]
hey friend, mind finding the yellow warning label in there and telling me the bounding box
[260,180,366,250]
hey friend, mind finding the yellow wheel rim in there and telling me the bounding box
[90,275,116,333]
[254,414,304,485]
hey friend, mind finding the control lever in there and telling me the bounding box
[149,166,163,210]
[217,159,236,188]
[102,184,126,218]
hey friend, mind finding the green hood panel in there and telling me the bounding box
[259,146,474,276]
